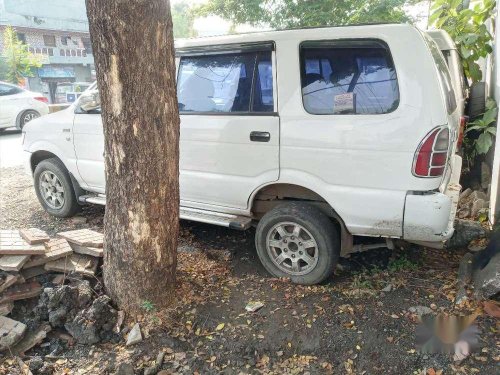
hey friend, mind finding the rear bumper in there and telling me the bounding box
[403,155,462,243]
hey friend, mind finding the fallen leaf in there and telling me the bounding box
[483,300,500,318]
[215,323,225,331]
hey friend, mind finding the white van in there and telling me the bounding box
[22,24,462,284]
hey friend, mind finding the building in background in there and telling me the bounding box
[0,0,94,103]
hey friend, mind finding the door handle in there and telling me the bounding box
[250,131,270,142]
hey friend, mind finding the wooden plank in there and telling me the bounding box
[44,254,98,277]
[19,228,50,245]
[57,229,104,248]
[0,316,27,351]
[0,282,42,304]
[69,243,103,258]
[24,238,72,269]
[0,255,30,272]
[0,230,46,255]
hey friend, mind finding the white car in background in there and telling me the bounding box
[0,81,49,132]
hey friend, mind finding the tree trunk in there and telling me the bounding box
[86,0,179,313]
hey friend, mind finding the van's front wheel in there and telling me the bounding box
[255,203,339,285]
[34,158,80,218]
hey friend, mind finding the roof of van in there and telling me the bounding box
[425,29,457,51]
[175,23,417,50]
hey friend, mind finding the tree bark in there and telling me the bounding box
[86,0,179,313]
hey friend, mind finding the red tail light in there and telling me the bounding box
[34,96,48,103]
[413,127,449,177]
[457,116,468,149]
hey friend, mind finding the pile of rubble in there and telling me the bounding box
[457,188,489,220]
[0,228,119,362]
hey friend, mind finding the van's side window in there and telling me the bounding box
[177,51,274,113]
[300,41,399,115]
[253,53,274,112]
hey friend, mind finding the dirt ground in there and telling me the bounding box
[0,166,498,374]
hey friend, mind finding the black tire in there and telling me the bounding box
[19,110,40,130]
[33,158,80,218]
[255,202,340,285]
[467,82,486,120]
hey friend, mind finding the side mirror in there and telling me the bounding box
[76,89,101,113]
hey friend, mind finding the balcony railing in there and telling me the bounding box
[28,47,94,65]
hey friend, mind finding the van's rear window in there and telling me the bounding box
[300,41,399,115]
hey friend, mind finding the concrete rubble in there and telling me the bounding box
[455,231,500,303]
[0,228,117,358]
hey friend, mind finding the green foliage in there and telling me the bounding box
[1,26,41,84]
[466,98,497,155]
[172,1,197,38]
[141,300,155,312]
[195,0,418,30]
[430,0,495,82]
[388,255,418,272]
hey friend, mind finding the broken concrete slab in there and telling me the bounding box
[19,228,50,245]
[0,255,30,272]
[0,281,43,304]
[57,229,103,248]
[10,324,51,356]
[24,238,73,269]
[0,316,27,351]
[21,266,48,280]
[69,242,103,258]
[126,323,142,346]
[0,230,46,255]
[0,273,20,294]
[44,254,98,277]
[0,301,14,316]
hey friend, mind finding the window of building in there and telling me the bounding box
[177,50,274,113]
[82,38,92,54]
[300,40,400,115]
[43,35,56,47]
[48,48,53,56]
[61,36,70,45]
[17,33,26,44]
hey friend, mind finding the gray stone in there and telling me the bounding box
[408,306,433,316]
[447,219,487,249]
[457,208,471,219]
[126,323,142,346]
[144,351,165,375]
[65,295,117,345]
[469,190,488,202]
[115,362,134,375]
[459,188,473,202]
[473,252,500,298]
[29,356,44,372]
[381,284,393,292]
[455,252,474,305]
[471,199,488,218]
[481,162,491,189]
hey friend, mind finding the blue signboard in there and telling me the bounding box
[38,66,75,79]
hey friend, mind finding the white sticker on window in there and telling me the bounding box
[334,92,356,114]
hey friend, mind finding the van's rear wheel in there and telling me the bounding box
[255,203,339,285]
[34,158,80,218]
